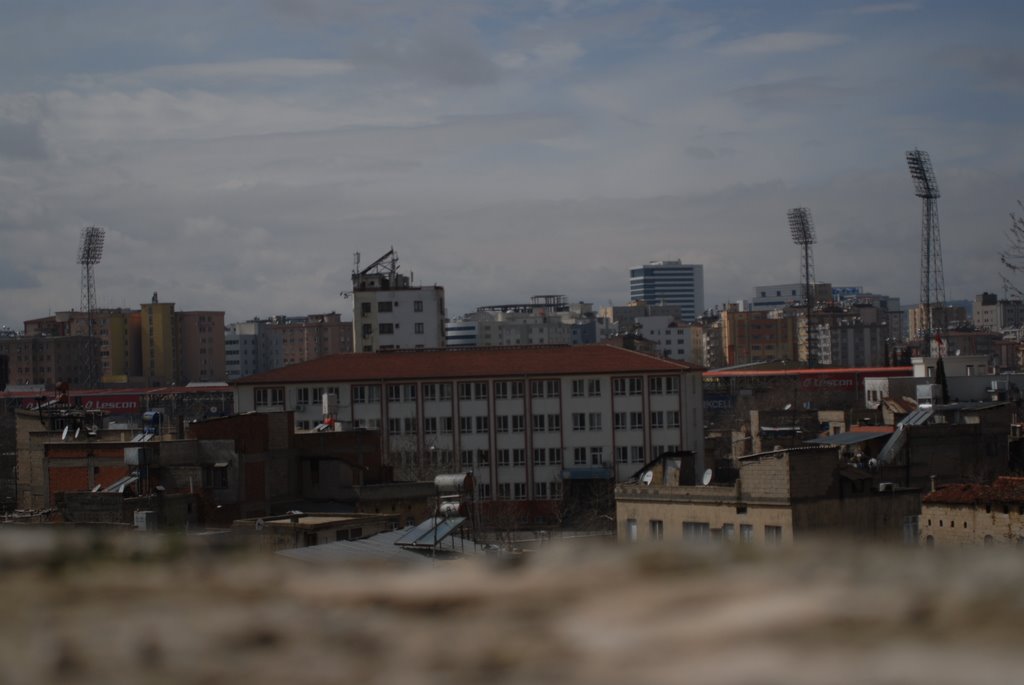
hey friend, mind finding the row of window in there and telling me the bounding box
[346,376,681,404]
[385,411,682,436]
[478,481,563,501]
[637,520,783,544]
[360,300,425,314]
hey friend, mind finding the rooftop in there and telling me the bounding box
[924,477,1024,506]
[234,344,698,385]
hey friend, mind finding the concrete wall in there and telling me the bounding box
[921,502,1024,546]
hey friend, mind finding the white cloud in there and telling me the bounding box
[73,58,353,88]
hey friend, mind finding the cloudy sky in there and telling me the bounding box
[2,0,1023,328]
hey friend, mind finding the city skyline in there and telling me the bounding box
[2,1,1023,328]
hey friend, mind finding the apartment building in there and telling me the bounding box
[233,345,704,523]
[351,251,445,352]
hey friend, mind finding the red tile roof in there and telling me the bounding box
[234,345,698,385]
[924,477,1024,505]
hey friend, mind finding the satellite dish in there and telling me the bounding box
[784,403,792,410]
[255,519,265,531]
[702,468,714,486]
[61,426,69,441]
[640,471,654,485]
[74,427,80,439]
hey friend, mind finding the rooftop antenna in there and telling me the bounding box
[77,226,105,388]
[788,207,816,368]
[906,149,946,339]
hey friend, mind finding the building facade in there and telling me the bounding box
[233,345,704,525]
[921,477,1024,546]
[629,261,704,323]
[351,252,445,352]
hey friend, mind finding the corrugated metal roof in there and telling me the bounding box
[276,528,438,565]
[234,345,697,385]
[806,431,892,446]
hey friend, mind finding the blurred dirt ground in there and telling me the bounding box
[0,528,1021,685]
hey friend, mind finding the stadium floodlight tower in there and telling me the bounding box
[906,149,946,339]
[77,225,105,387]
[788,207,817,368]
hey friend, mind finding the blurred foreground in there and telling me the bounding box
[0,528,1020,684]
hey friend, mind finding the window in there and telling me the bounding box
[533,448,546,465]
[572,379,585,397]
[587,379,601,397]
[630,412,644,430]
[649,520,664,540]
[475,416,489,433]
[459,416,472,433]
[296,387,310,404]
[378,301,393,313]
[459,383,472,400]
[497,449,510,466]
[628,377,642,395]
[614,412,627,430]
[387,385,402,401]
[649,377,664,395]
[403,417,416,434]
[361,323,372,337]
[512,415,525,433]
[551,481,562,498]
[495,382,509,399]
[513,483,527,500]
[548,448,562,465]
[440,417,453,433]
[414,322,424,334]
[512,449,525,466]
[478,483,491,500]
[573,447,587,465]
[572,413,586,431]
[616,446,629,464]
[474,382,488,400]
[765,525,783,545]
[422,384,437,401]
[740,524,754,543]
[590,446,604,465]
[667,411,680,429]
[498,483,511,500]
[510,381,524,399]
[534,482,548,499]
[588,412,602,431]
[547,414,560,431]
[650,411,665,429]
[361,302,371,314]
[683,521,710,543]
[460,450,473,468]
[722,523,735,541]
[533,414,546,432]
[477,449,490,466]
[626,519,638,542]
[496,416,510,433]
[630,445,644,463]
[413,300,424,312]
[402,384,416,401]
[424,417,438,433]
[254,387,284,407]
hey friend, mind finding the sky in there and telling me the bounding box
[2,0,1023,329]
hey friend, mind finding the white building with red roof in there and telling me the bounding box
[233,345,703,522]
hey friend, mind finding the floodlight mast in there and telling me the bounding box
[788,207,817,368]
[77,226,105,388]
[906,149,946,339]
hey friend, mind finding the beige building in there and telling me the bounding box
[0,335,100,389]
[24,309,141,382]
[920,476,1024,546]
[616,446,920,545]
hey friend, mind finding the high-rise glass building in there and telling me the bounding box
[629,261,704,322]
